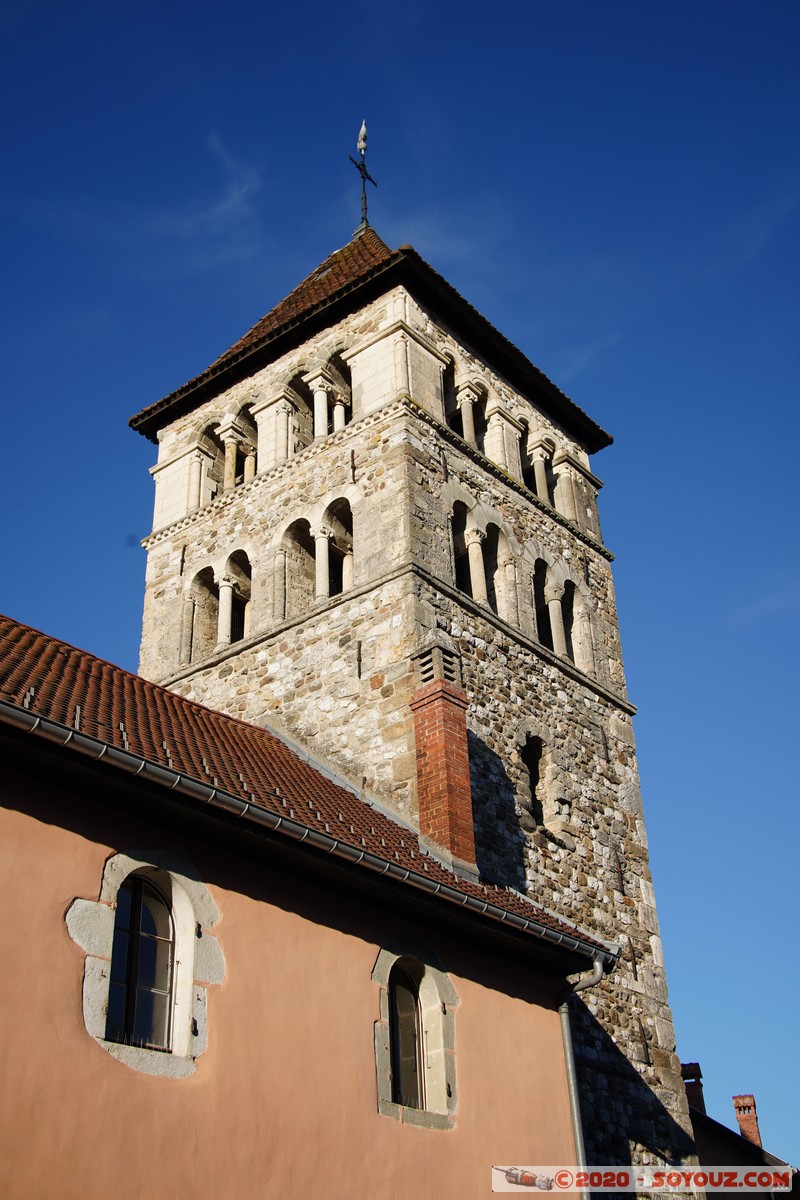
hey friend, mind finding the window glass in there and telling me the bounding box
[106,878,174,1051]
[390,966,422,1109]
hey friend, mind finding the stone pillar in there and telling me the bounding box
[531,447,551,504]
[500,555,519,626]
[216,575,235,648]
[179,596,195,664]
[274,546,288,620]
[395,331,410,397]
[553,458,579,524]
[312,526,332,600]
[456,384,479,448]
[243,447,256,484]
[409,678,476,870]
[547,594,568,657]
[332,395,348,432]
[464,528,488,605]
[484,405,508,470]
[304,373,333,440]
[221,435,239,491]
[573,605,594,675]
[342,549,354,592]
[188,451,203,511]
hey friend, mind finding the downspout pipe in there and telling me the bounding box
[559,956,609,1200]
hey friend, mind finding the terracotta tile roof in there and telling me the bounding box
[0,613,610,959]
[129,227,611,453]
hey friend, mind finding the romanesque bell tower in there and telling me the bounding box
[131,224,695,1166]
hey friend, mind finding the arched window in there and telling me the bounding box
[389,964,424,1109]
[188,568,219,663]
[533,560,553,650]
[520,734,544,826]
[65,851,225,1079]
[324,498,354,598]
[451,503,471,596]
[372,944,459,1130]
[106,876,174,1052]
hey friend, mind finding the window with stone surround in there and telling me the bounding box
[372,940,459,1130]
[65,850,224,1079]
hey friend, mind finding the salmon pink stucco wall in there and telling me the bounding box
[0,766,579,1200]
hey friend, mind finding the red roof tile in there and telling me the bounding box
[0,613,610,959]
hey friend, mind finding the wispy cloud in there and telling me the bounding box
[4,131,265,278]
[558,330,624,382]
[728,584,800,626]
[737,182,800,266]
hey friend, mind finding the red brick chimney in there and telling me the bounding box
[681,1062,706,1114]
[733,1095,762,1147]
[409,645,476,876]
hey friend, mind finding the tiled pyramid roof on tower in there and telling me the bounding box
[130,227,611,453]
[0,612,615,968]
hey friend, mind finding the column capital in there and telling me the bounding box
[456,382,482,408]
[310,524,334,542]
[215,573,236,590]
[303,369,335,394]
[251,390,295,418]
[463,527,486,547]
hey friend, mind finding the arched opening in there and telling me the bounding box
[233,405,258,483]
[106,875,174,1052]
[484,524,502,614]
[226,550,252,643]
[519,421,537,492]
[442,357,460,435]
[326,353,353,430]
[286,376,314,455]
[281,519,316,618]
[520,734,544,826]
[324,498,354,597]
[389,962,423,1109]
[451,502,471,597]
[189,568,219,663]
[533,560,553,650]
[473,393,488,456]
[198,426,225,505]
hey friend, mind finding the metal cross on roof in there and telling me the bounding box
[349,119,377,234]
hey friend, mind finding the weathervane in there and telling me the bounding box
[349,119,377,233]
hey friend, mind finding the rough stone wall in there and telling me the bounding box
[137,298,695,1167]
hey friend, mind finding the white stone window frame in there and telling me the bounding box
[66,849,224,1079]
[371,937,459,1130]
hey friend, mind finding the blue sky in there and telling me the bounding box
[3,0,798,1163]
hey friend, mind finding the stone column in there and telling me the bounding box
[222,435,239,491]
[573,605,594,675]
[395,331,410,397]
[553,458,579,524]
[188,451,203,511]
[456,384,479,448]
[179,596,195,664]
[243,447,256,484]
[547,594,568,657]
[500,555,519,626]
[216,575,235,648]
[274,546,288,621]
[304,373,333,440]
[485,405,508,470]
[342,549,354,592]
[464,527,488,605]
[531,447,551,504]
[332,395,348,432]
[312,525,332,600]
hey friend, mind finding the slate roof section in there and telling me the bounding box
[0,612,610,959]
[129,227,612,453]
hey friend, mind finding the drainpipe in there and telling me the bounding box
[559,956,606,1200]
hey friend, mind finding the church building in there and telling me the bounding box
[0,216,697,1197]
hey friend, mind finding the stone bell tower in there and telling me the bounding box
[131,225,695,1165]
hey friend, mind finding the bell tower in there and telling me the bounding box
[132,224,695,1166]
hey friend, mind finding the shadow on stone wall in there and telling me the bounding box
[570,997,695,1181]
[467,729,527,892]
